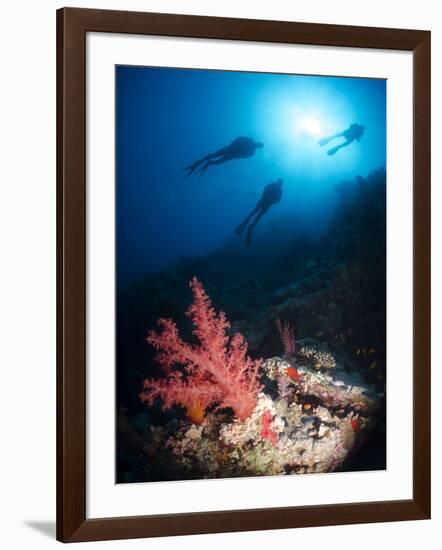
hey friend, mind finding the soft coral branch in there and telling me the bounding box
[141,277,263,421]
[276,318,296,359]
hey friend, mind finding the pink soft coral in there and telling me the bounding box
[276,318,296,359]
[140,277,263,422]
[260,410,278,446]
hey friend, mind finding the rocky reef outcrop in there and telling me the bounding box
[121,350,380,481]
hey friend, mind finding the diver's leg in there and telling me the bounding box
[235,202,262,235]
[183,146,230,176]
[245,205,270,247]
[319,132,345,147]
[250,205,270,228]
[196,154,233,177]
[201,146,230,162]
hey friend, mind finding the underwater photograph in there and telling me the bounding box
[116,65,387,483]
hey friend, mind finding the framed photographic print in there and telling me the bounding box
[57,7,431,542]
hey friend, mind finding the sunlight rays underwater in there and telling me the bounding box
[116,67,386,284]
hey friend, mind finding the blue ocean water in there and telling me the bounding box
[116,66,386,289]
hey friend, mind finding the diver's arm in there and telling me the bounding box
[274,191,282,203]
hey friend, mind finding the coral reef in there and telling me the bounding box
[140,277,262,422]
[298,345,336,370]
[117,169,387,481]
[136,354,380,480]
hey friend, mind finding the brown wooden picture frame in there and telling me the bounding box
[56,7,431,543]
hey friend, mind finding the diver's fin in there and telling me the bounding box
[327,146,340,156]
[246,226,253,248]
[235,219,249,236]
[196,162,209,177]
[183,165,194,177]
[183,159,203,176]
[319,136,332,146]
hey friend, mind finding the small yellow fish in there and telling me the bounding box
[336,409,345,415]
[303,403,312,411]
[369,361,378,370]
[368,348,376,354]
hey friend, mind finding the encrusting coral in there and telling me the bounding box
[140,277,263,422]
[298,345,336,370]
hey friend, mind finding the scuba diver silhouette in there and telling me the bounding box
[236,179,283,248]
[319,123,364,156]
[184,136,264,177]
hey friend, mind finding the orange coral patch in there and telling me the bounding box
[186,400,205,424]
[286,366,301,381]
[351,418,361,432]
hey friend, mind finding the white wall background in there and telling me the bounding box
[0,1,439,548]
